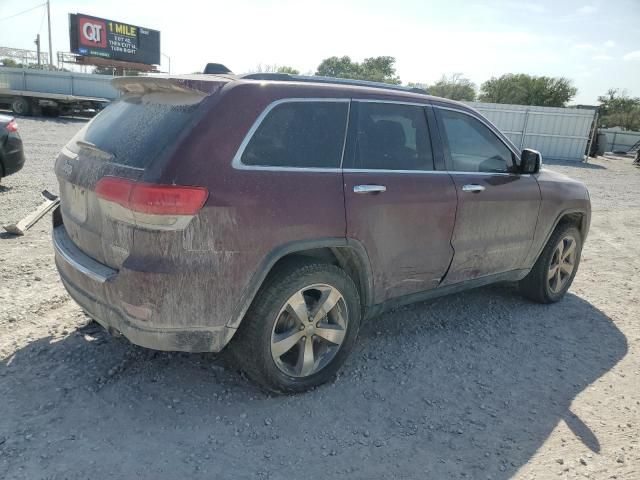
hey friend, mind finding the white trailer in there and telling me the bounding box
[0,67,119,116]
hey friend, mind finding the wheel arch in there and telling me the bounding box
[227,238,374,330]
[532,208,589,266]
[556,211,588,237]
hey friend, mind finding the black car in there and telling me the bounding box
[0,114,25,182]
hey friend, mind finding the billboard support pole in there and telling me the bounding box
[47,0,53,67]
[162,52,171,74]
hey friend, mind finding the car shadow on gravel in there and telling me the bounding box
[0,232,20,240]
[0,286,627,479]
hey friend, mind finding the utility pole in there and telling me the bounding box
[47,0,53,67]
[35,34,41,66]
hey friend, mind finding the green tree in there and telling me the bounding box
[315,56,359,79]
[1,58,21,67]
[597,89,640,131]
[406,82,428,91]
[479,73,577,107]
[0,58,68,71]
[253,64,300,75]
[315,56,401,84]
[276,65,300,74]
[409,74,475,101]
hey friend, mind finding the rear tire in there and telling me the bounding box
[519,224,582,303]
[11,97,31,116]
[231,260,361,393]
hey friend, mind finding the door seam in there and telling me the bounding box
[438,171,459,285]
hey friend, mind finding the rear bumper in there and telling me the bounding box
[52,219,236,352]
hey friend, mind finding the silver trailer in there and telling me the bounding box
[0,67,119,116]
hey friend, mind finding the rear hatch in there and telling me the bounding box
[55,75,228,269]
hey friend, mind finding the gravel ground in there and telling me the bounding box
[0,116,639,479]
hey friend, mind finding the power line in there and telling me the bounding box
[0,3,46,23]
[37,4,46,34]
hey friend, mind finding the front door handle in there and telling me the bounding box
[353,184,387,194]
[461,184,485,193]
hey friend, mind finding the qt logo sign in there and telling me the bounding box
[79,17,107,48]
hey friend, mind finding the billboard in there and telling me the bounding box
[69,13,160,65]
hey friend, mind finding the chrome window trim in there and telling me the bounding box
[231,98,350,172]
[448,171,531,177]
[343,168,446,174]
[342,168,530,177]
[230,98,530,176]
[355,98,430,108]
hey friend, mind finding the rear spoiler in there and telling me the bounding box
[111,75,232,96]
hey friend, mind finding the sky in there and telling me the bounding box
[1,0,639,104]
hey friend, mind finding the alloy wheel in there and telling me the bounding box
[270,284,348,378]
[548,235,577,294]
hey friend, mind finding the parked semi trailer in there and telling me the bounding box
[0,67,119,116]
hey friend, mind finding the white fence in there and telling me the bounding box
[465,101,596,161]
[599,128,640,153]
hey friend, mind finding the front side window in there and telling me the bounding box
[241,101,348,168]
[352,102,433,170]
[438,109,514,173]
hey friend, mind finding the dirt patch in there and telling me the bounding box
[1,118,639,479]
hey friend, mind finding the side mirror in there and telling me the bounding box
[520,148,542,174]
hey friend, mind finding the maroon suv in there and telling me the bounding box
[53,73,590,393]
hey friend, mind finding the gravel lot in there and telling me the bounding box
[1,116,639,479]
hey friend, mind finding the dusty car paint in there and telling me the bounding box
[442,172,541,285]
[52,75,591,352]
[523,168,591,267]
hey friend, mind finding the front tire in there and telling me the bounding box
[520,224,582,303]
[231,260,361,393]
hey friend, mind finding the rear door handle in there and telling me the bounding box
[353,184,387,194]
[461,184,485,193]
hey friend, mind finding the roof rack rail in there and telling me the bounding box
[241,72,429,95]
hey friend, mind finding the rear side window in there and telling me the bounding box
[351,102,433,170]
[67,95,201,168]
[241,101,348,168]
[437,108,514,173]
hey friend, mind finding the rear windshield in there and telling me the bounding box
[67,94,201,168]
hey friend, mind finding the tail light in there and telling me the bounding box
[96,177,208,216]
[6,120,18,133]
